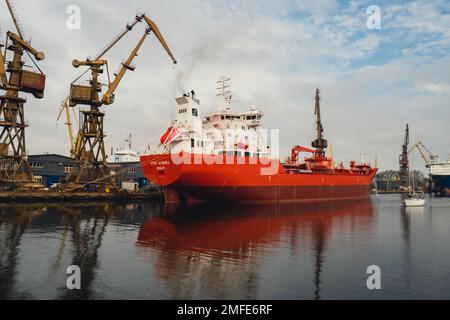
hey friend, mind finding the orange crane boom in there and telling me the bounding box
[102,29,150,105]
[289,146,316,164]
[142,15,177,64]
[102,15,177,105]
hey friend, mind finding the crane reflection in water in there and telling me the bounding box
[2,196,449,299]
[0,202,158,299]
[0,198,375,299]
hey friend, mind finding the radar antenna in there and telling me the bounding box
[216,76,232,103]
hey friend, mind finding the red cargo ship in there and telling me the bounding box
[141,79,377,203]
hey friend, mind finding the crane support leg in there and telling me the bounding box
[0,41,33,188]
[67,107,111,188]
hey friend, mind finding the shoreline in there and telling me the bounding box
[0,190,163,203]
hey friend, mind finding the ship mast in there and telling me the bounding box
[311,89,327,157]
[216,76,231,111]
[125,133,132,150]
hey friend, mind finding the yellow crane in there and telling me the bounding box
[64,13,176,188]
[0,0,46,186]
[57,97,81,157]
[57,14,143,160]
[0,1,45,93]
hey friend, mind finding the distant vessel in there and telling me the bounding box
[409,141,450,196]
[110,134,140,163]
[140,78,377,204]
[429,159,450,196]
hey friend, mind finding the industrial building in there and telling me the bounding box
[28,154,73,188]
[109,161,150,190]
[28,154,149,189]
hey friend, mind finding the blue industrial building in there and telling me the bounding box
[28,154,73,188]
[28,154,149,189]
[109,161,150,189]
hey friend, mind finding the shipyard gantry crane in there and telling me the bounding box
[311,89,327,156]
[0,0,46,189]
[64,13,176,190]
[408,141,438,168]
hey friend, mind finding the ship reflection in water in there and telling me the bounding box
[1,195,450,299]
[137,199,374,300]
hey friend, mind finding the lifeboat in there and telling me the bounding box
[160,127,179,145]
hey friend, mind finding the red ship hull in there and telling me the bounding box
[140,153,377,204]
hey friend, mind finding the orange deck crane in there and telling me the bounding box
[65,13,176,189]
[288,146,316,164]
[0,0,46,189]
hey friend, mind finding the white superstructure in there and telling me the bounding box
[160,78,268,158]
[110,134,140,163]
[429,159,450,176]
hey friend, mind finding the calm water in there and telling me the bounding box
[0,194,449,300]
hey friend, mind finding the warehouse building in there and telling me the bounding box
[109,161,150,190]
[28,154,150,189]
[28,154,73,188]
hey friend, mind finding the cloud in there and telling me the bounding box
[420,82,450,93]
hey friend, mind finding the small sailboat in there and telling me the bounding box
[403,149,425,207]
[404,191,425,207]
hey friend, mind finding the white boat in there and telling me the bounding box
[403,192,425,207]
[403,146,425,207]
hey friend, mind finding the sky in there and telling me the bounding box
[0,0,449,171]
